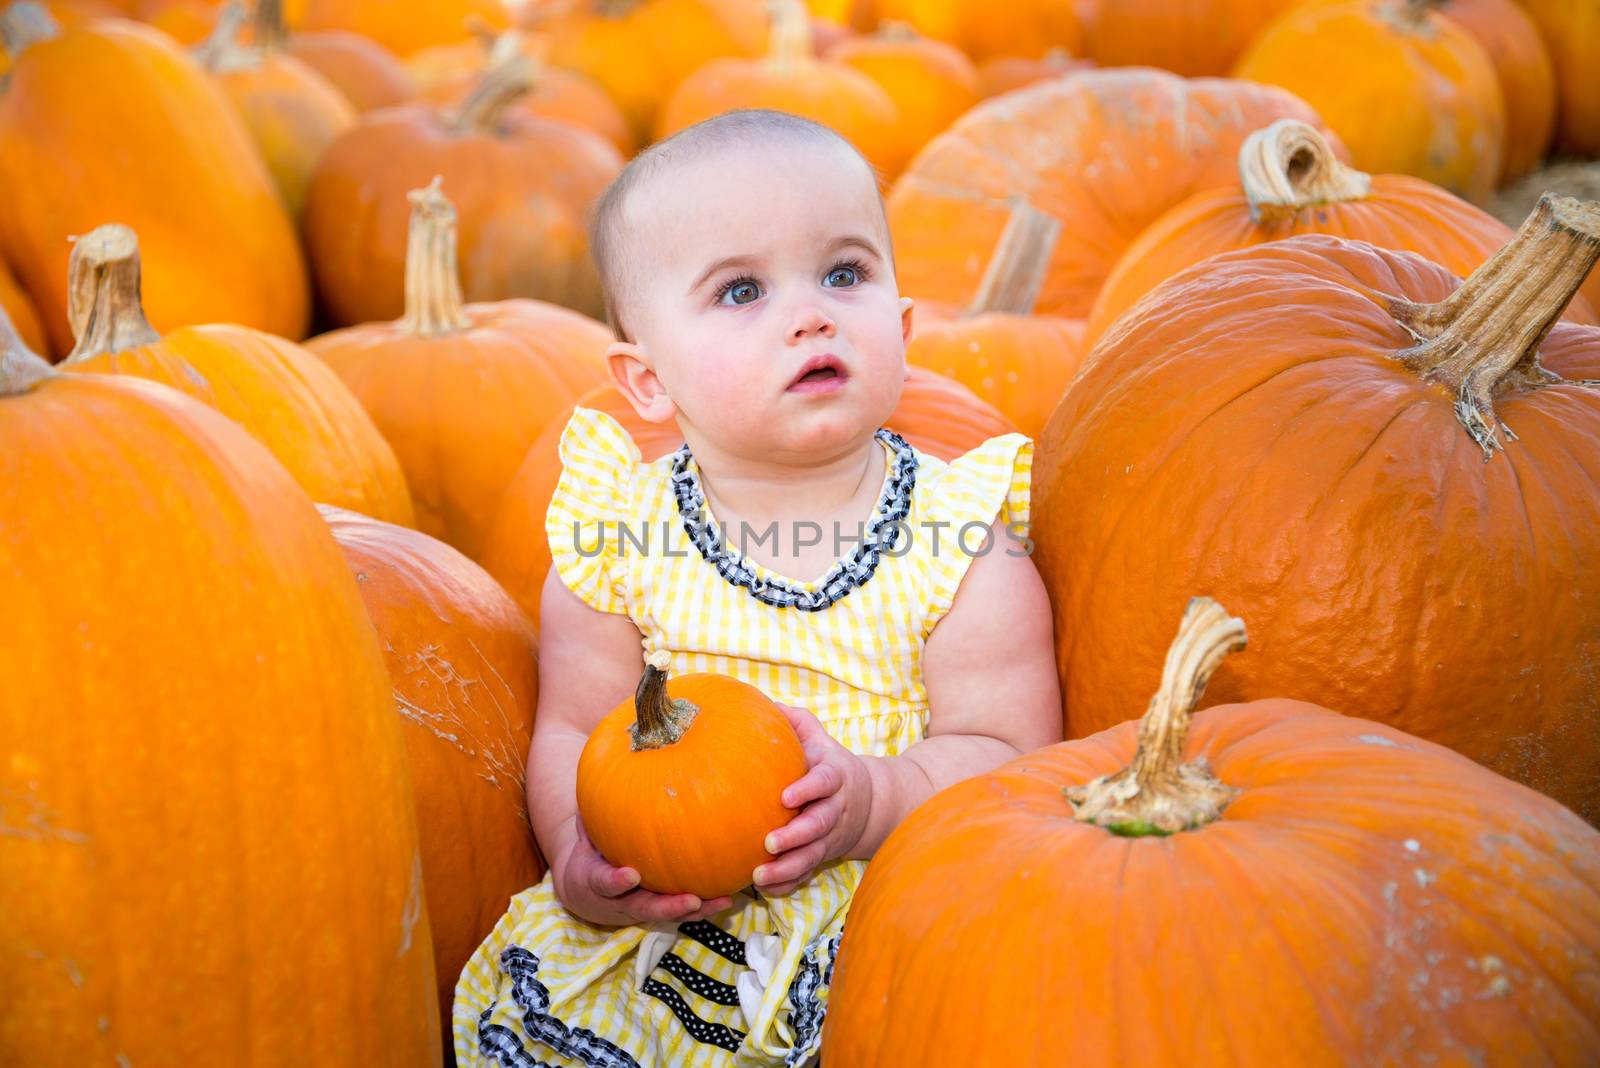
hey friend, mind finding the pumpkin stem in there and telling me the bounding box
[64,225,162,361]
[1239,120,1372,225]
[400,177,473,338]
[1387,194,1600,459]
[0,2,59,56]
[964,198,1061,317]
[255,0,288,53]
[631,650,700,751]
[0,311,55,395]
[450,48,537,132]
[193,1,255,72]
[766,0,813,77]
[1064,598,1246,836]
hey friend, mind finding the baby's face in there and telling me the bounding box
[611,139,912,460]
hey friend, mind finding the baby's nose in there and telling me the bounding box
[789,305,836,340]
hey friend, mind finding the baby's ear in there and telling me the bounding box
[899,297,915,346]
[607,342,677,424]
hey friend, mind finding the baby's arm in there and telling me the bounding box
[529,571,733,925]
[754,522,1061,892]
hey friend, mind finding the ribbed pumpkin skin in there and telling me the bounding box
[320,505,541,1049]
[1234,1,1506,205]
[1437,0,1554,183]
[655,56,900,183]
[0,262,47,356]
[68,323,415,524]
[908,313,1085,437]
[0,22,310,355]
[1084,0,1303,75]
[1033,236,1600,822]
[873,0,1084,61]
[886,70,1340,317]
[828,31,980,180]
[303,107,622,325]
[537,0,767,144]
[0,370,439,1065]
[1517,0,1600,155]
[1084,174,1600,348]
[823,700,1600,1064]
[306,299,610,561]
[286,29,414,113]
[295,0,510,56]
[577,673,808,898]
[479,366,1015,629]
[209,49,357,218]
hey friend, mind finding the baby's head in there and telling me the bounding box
[590,110,913,462]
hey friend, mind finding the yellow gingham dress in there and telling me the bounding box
[455,407,1031,1068]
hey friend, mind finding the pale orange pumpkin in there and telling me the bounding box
[887,68,1342,317]
[1234,0,1506,206]
[1034,195,1600,822]
[1084,119,1598,349]
[479,366,1014,629]
[873,0,1083,61]
[304,53,622,325]
[823,598,1600,1064]
[1083,0,1305,75]
[826,21,978,179]
[320,504,541,1057]
[577,652,808,898]
[295,0,510,56]
[656,0,899,181]
[307,180,611,560]
[907,199,1085,437]
[530,0,767,145]
[0,14,310,355]
[59,224,414,524]
[0,332,439,1066]
[193,0,357,219]
[1435,0,1554,183]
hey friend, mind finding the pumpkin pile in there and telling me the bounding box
[3,0,1599,1062]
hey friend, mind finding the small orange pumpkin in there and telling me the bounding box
[872,0,1083,61]
[577,652,808,898]
[0,257,48,357]
[1435,0,1554,184]
[1083,0,1304,76]
[286,28,414,113]
[294,0,510,57]
[1517,0,1600,156]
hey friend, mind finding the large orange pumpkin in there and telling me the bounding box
[1234,0,1506,206]
[286,27,413,113]
[907,199,1086,437]
[294,0,510,56]
[823,598,1600,1064]
[0,335,440,1065]
[304,54,622,325]
[320,504,541,1057]
[826,21,979,179]
[1034,195,1600,822]
[1084,119,1598,349]
[0,16,309,355]
[656,0,899,181]
[1083,0,1303,75]
[872,0,1083,61]
[193,0,356,218]
[1516,0,1600,156]
[577,653,808,898]
[886,68,1341,318]
[306,180,610,560]
[531,0,767,145]
[59,224,414,524]
[479,366,1015,628]
[1435,0,1554,184]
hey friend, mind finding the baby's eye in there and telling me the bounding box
[823,265,860,288]
[717,279,763,306]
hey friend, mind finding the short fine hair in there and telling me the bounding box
[588,110,887,342]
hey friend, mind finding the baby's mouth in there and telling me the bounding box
[788,355,849,391]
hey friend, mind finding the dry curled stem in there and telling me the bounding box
[400,177,473,338]
[631,650,699,750]
[65,225,161,360]
[1239,119,1372,224]
[965,197,1061,317]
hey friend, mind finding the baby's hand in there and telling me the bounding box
[754,704,872,896]
[555,818,733,928]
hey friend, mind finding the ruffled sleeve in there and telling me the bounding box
[543,407,642,616]
[921,433,1033,635]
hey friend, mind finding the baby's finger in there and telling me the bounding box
[681,895,735,923]
[777,703,823,743]
[587,863,642,900]
[767,796,839,855]
[753,839,827,891]
[780,762,841,810]
[619,890,706,924]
